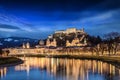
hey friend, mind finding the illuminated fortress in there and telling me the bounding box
[47,28,87,47]
[55,28,85,34]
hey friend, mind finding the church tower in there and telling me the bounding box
[26,42,30,48]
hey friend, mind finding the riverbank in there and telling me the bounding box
[0,57,23,67]
[10,54,120,68]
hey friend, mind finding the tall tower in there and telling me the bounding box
[26,42,30,48]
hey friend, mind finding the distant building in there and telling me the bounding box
[66,40,71,47]
[39,40,44,46]
[22,43,26,49]
[26,42,30,48]
[46,38,57,47]
[55,28,85,34]
[22,42,30,49]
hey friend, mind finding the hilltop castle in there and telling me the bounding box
[55,28,85,34]
[46,28,88,47]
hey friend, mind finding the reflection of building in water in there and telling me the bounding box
[0,67,7,78]
[14,57,120,80]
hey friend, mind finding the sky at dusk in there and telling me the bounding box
[0,0,120,39]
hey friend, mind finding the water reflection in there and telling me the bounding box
[0,57,120,80]
[0,67,7,78]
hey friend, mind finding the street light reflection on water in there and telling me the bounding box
[0,57,120,80]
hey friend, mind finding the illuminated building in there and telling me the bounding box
[46,38,57,47]
[22,43,26,49]
[22,42,30,49]
[66,35,87,47]
[26,42,30,49]
[55,28,85,34]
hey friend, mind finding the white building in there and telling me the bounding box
[55,28,85,34]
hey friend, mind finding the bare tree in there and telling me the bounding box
[104,32,120,55]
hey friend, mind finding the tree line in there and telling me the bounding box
[89,32,120,56]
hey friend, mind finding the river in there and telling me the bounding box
[0,57,120,80]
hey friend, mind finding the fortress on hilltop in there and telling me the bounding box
[4,28,90,54]
[46,28,88,47]
[55,28,85,34]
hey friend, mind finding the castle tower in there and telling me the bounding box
[26,42,30,49]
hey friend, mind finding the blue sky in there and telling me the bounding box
[0,0,120,39]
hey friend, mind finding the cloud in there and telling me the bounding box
[0,24,22,32]
[0,28,17,32]
[0,7,34,31]
[0,24,20,29]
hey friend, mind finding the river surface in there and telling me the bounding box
[0,57,120,80]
